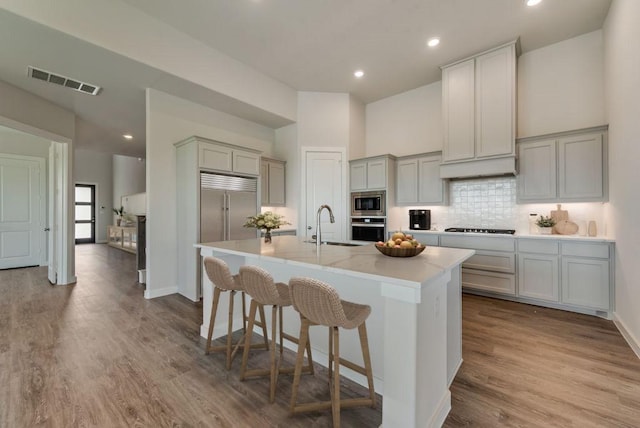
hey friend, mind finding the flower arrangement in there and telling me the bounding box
[243,211,290,231]
[535,215,556,228]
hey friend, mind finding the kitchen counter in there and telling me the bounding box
[405,229,615,242]
[197,236,474,427]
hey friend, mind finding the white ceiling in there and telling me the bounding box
[0,0,612,157]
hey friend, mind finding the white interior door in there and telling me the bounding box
[48,144,56,283]
[304,150,345,241]
[0,154,45,269]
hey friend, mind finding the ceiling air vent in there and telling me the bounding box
[27,66,101,96]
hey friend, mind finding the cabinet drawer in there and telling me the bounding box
[463,250,515,274]
[462,268,516,295]
[440,235,515,252]
[410,233,439,247]
[561,242,609,259]
[518,239,559,255]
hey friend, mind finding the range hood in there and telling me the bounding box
[439,156,517,179]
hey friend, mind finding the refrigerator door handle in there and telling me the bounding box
[224,192,231,241]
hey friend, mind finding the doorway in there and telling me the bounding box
[0,154,46,269]
[302,148,347,241]
[74,184,96,244]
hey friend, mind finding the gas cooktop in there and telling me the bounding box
[444,227,516,235]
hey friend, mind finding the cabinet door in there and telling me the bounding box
[350,162,367,191]
[396,158,418,204]
[366,159,387,190]
[517,139,557,202]
[561,257,609,310]
[418,156,444,204]
[199,144,232,171]
[518,253,559,302]
[268,161,286,206]
[475,45,515,158]
[233,150,260,176]
[558,133,604,200]
[442,59,476,162]
[260,161,269,206]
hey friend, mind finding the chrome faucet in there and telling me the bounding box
[316,204,335,249]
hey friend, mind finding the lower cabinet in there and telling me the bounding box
[518,253,559,301]
[561,257,609,311]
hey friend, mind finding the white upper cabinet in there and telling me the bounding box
[517,139,557,202]
[558,133,605,200]
[193,137,260,176]
[396,153,447,205]
[517,127,608,203]
[261,158,286,207]
[475,46,515,158]
[440,42,517,179]
[442,59,476,162]
[349,155,393,191]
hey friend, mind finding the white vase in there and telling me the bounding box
[539,227,552,235]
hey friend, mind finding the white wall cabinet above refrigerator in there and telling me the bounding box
[440,41,517,179]
[197,137,260,176]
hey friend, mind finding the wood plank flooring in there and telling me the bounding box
[1,244,639,427]
[445,295,640,428]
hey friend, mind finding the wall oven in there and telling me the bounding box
[351,191,385,217]
[351,217,386,242]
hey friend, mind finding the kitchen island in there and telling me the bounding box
[196,236,474,427]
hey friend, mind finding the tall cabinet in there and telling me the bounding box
[175,136,260,302]
[440,41,517,178]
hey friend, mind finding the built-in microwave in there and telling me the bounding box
[351,191,385,217]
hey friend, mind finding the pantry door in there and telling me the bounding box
[303,149,347,241]
[0,154,46,269]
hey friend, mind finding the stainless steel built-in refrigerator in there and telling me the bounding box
[200,172,258,243]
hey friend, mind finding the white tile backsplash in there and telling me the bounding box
[387,176,607,236]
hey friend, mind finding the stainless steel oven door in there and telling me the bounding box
[351,218,386,242]
[350,191,385,217]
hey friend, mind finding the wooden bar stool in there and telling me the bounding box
[288,277,376,428]
[238,265,314,403]
[203,256,269,369]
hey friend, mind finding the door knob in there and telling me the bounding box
[307,226,312,230]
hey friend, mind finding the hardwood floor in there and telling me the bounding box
[1,244,638,427]
[445,295,640,428]
[0,244,381,427]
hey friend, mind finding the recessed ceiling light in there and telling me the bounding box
[427,38,440,47]
[527,0,542,6]
[354,70,364,78]
[123,134,133,140]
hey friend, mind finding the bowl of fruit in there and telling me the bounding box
[374,232,425,257]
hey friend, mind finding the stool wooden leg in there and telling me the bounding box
[205,287,222,355]
[240,300,258,381]
[332,326,341,428]
[358,322,376,407]
[241,291,247,333]
[328,326,333,383]
[258,304,270,348]
[225,290,236,370]
[290,316,310,413]
[269,305,278,403]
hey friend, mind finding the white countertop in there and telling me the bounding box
[196,236,474,287]
[405,229,615,243]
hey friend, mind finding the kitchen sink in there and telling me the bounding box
[304,240,364,247]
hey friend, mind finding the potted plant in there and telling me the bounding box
[244,211,290,243]
[113,206,124,226]
[535,215,556,235]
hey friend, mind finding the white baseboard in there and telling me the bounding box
[427,389,451,428]
[613,312,640,360]
[144,286,178,299]
[96,239,108,244]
